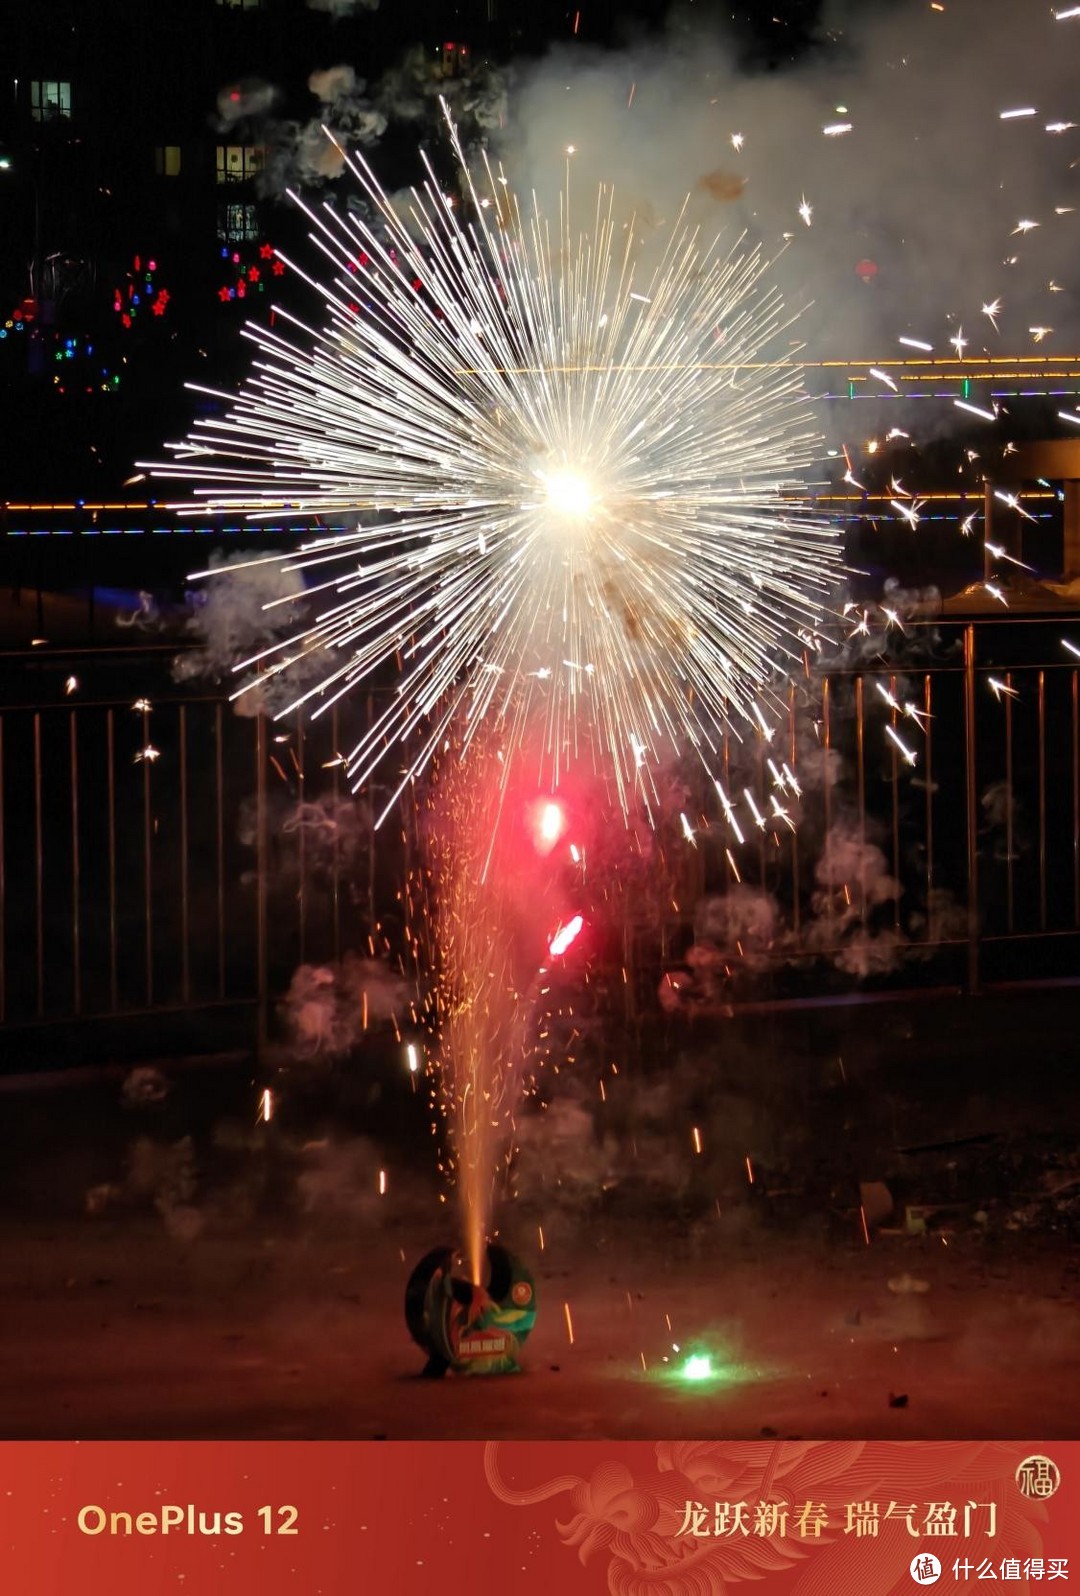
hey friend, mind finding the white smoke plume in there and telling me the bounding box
[216,78,279,130]
[494,0,1079,358]
[694,884,783,975]
[259,67,387,194]
[175,552,330,718]
[294,1137,389,1220]
[813,823,901,908]
[280,953,413,1058]
[511,1099,621,1211]
[981,779,1028,860]
[377,45,509,139]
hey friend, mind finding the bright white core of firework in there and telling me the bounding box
[541,469,595,522]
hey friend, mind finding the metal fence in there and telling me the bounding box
[658,617,1080,998]
[1,619,1079,1058]
[0,644,409,1055]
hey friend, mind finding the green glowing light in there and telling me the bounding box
[681,1354,715,1382]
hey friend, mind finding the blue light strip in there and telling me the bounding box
[5,524,351,539]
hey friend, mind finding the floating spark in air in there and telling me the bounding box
[954,398,998,423]
[714,781,745,845]
[988,676,1019,701]
[884,725,918,765]
[798,195,813,226]
[985,541,1034,570]
[152,110,841,816]
[993,489,1036,523]
[982,299,1003,331]
[891,498,924,529]
[769,795,795,831]
[743,789,766,830]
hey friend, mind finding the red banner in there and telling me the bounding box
[1,1440,1077,1593]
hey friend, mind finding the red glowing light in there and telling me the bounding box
[540,802,564,844]
[529,798,566,854]
[548,915,584,958]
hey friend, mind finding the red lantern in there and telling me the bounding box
[855,259,878,283]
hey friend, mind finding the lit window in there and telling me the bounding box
[217,203,260,242]
[154,146,182,178]
[216,145,263,184]
[31,81,72,122]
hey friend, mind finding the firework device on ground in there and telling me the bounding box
[404,1244,537,1376]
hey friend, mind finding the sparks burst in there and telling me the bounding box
[155,110,842,813]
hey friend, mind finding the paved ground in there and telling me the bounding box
[2,989,1079,1440]
[0,1199,1076,1440]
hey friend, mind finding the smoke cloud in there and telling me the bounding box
[377,46,509,142]
[493,0,1079,361]
[175,552,329,718]
[280,953,413,1058]
[216,78,279,131]
[259,67,387,194]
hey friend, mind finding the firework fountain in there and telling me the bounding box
[421,742,578,1286]
[148,106,844,1336]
